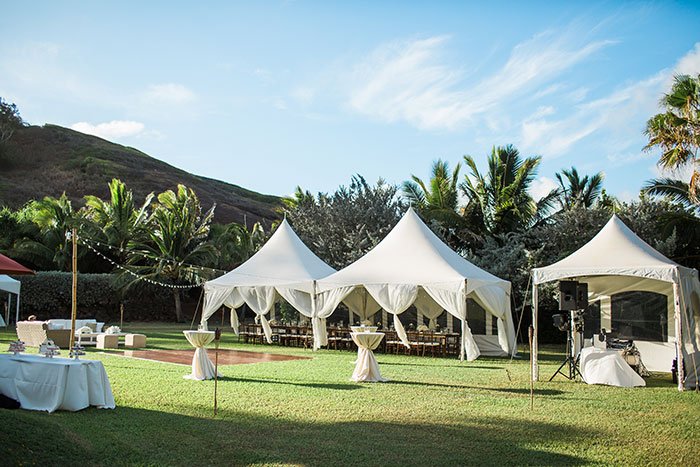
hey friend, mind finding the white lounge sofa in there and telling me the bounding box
[47,319,105,333]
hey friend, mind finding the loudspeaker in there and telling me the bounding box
[576,282,588,309]
[559,280,578,310]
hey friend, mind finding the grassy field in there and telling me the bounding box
[1,322,698,466]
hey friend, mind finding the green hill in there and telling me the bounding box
[0,124,282,225]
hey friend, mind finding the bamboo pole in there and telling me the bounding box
[529,324,534,410]
[213,327,221,416]
[69,228,78,350]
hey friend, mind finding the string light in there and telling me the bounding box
[82,238,227,274]
[80,237,213,290]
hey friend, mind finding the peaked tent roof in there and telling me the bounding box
[0,253,34,275]
[317,208,509,295]
[532,214,690,285]
[205,218,336,294]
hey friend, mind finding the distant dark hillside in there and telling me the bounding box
[0,124,282,225]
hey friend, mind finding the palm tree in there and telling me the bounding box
[282,186,316,210]
[210,221,266,270]
[644,73,700,202]
[12,194,85,270]
[555,167,604,210]
[461,145,555,235]
[642,178,697,211]
[84,179,153,263]
[402,159,461,223]
[402,159,479,251]
[128,185,216,321]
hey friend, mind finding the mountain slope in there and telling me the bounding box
[0,124,281,225]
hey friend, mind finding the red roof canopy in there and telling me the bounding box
[0,253,35,275]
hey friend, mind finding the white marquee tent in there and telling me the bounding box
[316,208,517,361]
[201,218,337,349]
[0,274,21,327]
[531,215,700,391]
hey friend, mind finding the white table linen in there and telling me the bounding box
[0,354,115,412]
[183,330,220,380]
[350,332,387,382]
[579,347,646,387]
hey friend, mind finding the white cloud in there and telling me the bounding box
[144,83,196,104]
[71,120,145,139]
[291,86,315,105]
[617,190,638,203]
[253,68,275,84]
[672,42,700,76]
[347,33,613,130]
[650,161,696,181]
[530,176,559,201]
[520,72,665,158]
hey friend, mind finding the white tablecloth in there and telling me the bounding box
[579,347,646,387]
[0,354,115,412]
[183,330,221,380]
[350,332,387,382]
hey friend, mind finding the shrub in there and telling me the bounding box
[17,272,201,323]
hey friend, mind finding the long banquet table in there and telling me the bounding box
[0,354,116,412]
[239,324,461,356]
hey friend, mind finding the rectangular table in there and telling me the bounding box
[0,354,116,412]
[579,347,646,387]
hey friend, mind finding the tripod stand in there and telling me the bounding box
[549,311,582,381]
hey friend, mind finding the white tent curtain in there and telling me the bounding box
[201,288,245,333]
[343,288,382,323]
[414,288,444,330]
[423,284,480,361]
[224,289,245,334]
[471,287,517,356]
[201,287,235,329]
[313,285,356,350]
[238,286,276,343]
[365,284,418,348]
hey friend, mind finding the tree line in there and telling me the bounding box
[0,74,698,323]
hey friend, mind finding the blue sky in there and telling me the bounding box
[2,1,700,201]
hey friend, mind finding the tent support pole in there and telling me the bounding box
[15,293,20,325]
[69,228,78,351]
[311,280,318,351]
[532,279,539,381]
[673,282,685,391]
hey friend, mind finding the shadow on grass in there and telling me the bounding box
[378,361,504,370]
[218,376,361,391]
[0,408,590,466]
[386,379,566,396]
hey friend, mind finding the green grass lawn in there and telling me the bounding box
[1,322,698,466]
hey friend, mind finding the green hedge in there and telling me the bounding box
[15,272,201,323]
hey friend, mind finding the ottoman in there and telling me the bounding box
[125,334,147,348]
[97,334,119,349]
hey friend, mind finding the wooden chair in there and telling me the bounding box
[409,331,424,356]
[445,333,460,356]
[421,332,441,357]
[327,328,343,350]
[384,330,404,355]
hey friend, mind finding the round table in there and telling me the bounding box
[183,330,220,380]
[350,331,387,382]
